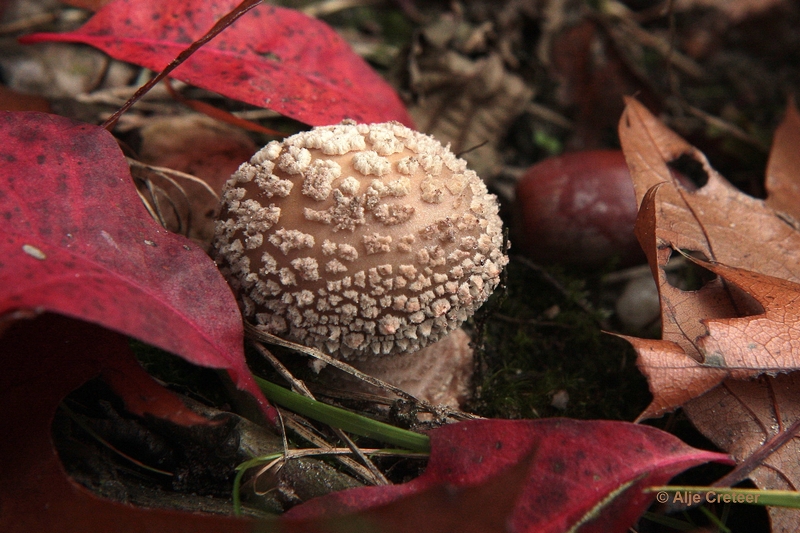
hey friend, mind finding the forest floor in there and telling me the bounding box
[3,0,799,531]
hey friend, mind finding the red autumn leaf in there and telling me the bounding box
[19,0,413,128]
[0,314,260,532]
[4,314,516,533]
[283,443,536,533]
[284,418,731,533]
[0,111,275,424]
[4,315,725,532]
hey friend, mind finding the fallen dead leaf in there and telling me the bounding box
[550,19,661,151]
[407,15,532,177]
[765,98,800,223]
[0,85,52,113]
[694,260,800,373]
[136,114,257,247]
[684,373,800,532]
[618,98,800,419]
[619,98,800,532]
[674,0,787,23]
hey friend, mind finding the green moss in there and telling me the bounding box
[467,259,652,421]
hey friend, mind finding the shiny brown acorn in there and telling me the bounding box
[515,150,646,268]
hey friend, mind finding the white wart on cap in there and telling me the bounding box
[212,121,507,359]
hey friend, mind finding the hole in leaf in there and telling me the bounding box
[52,379,179,502]
[664,249,765,318]
[668,153,708,188]
[665,249,715,291]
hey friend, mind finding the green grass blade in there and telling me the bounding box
[640,511,697,531]
[233,454,283,515]
[255,376,431,453]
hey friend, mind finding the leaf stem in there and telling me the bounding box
[102,0,263,130]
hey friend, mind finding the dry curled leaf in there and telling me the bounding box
[765,99,800,222]
[618,98,800,419]
[619,98,800,531]
[693,260,800,372]
[407,17,532,177]
[684,374,800,533]
[135,114,257,247]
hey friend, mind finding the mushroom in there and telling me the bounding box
[322,327,475,408]
[212,121,507,362]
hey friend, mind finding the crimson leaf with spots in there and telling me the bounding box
[0,315,260,532]
[284,418,730,533]
[0,111,274,422]
[20,0,412,127]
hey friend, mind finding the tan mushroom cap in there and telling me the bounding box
[212,121,507,359]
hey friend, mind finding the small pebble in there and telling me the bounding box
[551,389,570,410]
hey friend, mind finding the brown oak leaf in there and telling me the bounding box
[684,374,800,533]
[619,98,800,530]
[765,99,800,223]
[696,261,800,373]
[618,98,800,419]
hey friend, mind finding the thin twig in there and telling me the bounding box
[302,0,384,18]
[102,0,263,130]
[683,104,770,153]
[493,314,572,327]
[601,0,705,79]
[0,11,58,35]
[135,173,185,234]
[280,410,385,485]
[252,342,314,397]
[253,340,388,485]
[712,419,800,489]
[135,188,161,224]
[311,385,397,408]
[525,102,574,130]
[128,159,219,201]
[59,404,173,477]
[336,429,390,485]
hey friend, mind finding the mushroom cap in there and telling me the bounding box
[212,121,507,359]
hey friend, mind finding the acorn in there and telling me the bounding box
[514,150,645,268]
